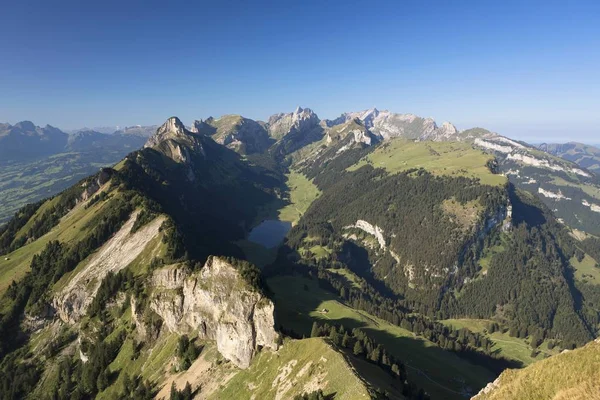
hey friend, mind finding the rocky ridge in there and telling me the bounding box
[326,108,458,141]
[191,115,272,154]
[145,117,207,180]
[267,106,321,140]
[148,257,278,368]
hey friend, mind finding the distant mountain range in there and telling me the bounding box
[0,121,69,160]
[0,122,154,224]
[0,121,156,162]
[539,142,600,174]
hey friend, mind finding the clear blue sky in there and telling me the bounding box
[0,0,598,142]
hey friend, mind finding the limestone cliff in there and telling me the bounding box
[148,257,278,369]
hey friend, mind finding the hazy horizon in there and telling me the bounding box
[2,110,598,146]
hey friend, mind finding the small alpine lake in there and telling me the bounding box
[247,219,292,248]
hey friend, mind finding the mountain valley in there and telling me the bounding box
[0,108,599,400]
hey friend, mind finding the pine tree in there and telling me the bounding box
[96,370,109,391]
[182,382,193,400]
[369,346,381,363]
[170,382,181,400]
[353,341,364,356]
[329,326,340,346]
[310,322,321,338]
[530,332,542,349]
[342,332,351,348]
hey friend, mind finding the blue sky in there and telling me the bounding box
[0,0,598,142]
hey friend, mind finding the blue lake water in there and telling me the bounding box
[248,219,292,248]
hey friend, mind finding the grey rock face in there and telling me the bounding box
[149,257,278,369]
[191,115,272,154]
[144,117,205,179]
[326,109,458,141]
[267,107,321,140]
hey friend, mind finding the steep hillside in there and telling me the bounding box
[472,339,600,400]
[0,128,283,399]
[470,131,600,235]
[272,138,596,350]
[210,338,379,400]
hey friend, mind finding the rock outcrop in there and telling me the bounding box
[325,118,376,147]
[191,115,272,154]
[267,107,321,140]
[345,219,387,249]
[149,257,278,369]
[79,168,113,202]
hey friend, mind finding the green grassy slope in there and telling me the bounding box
[440,319,560,366]
[268,275,495,399]
[214,338,376,400]
[571,254,600,283]
[348,139,506,186]
[473,339,600,400]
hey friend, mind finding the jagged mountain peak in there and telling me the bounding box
[145,117,195,148]
[267,106,321,141]
[293,105,315,116]
[440,121,457,133]
[420,121,458,141]
[157,116,186,136]
[144,117,207,172]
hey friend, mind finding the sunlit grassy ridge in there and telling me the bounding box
[348,139,507,186]
[214,338,373,400]
[440,319,560,366]
[474,339,600,400]
[0,193,113,295]
[268,275,495,400]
